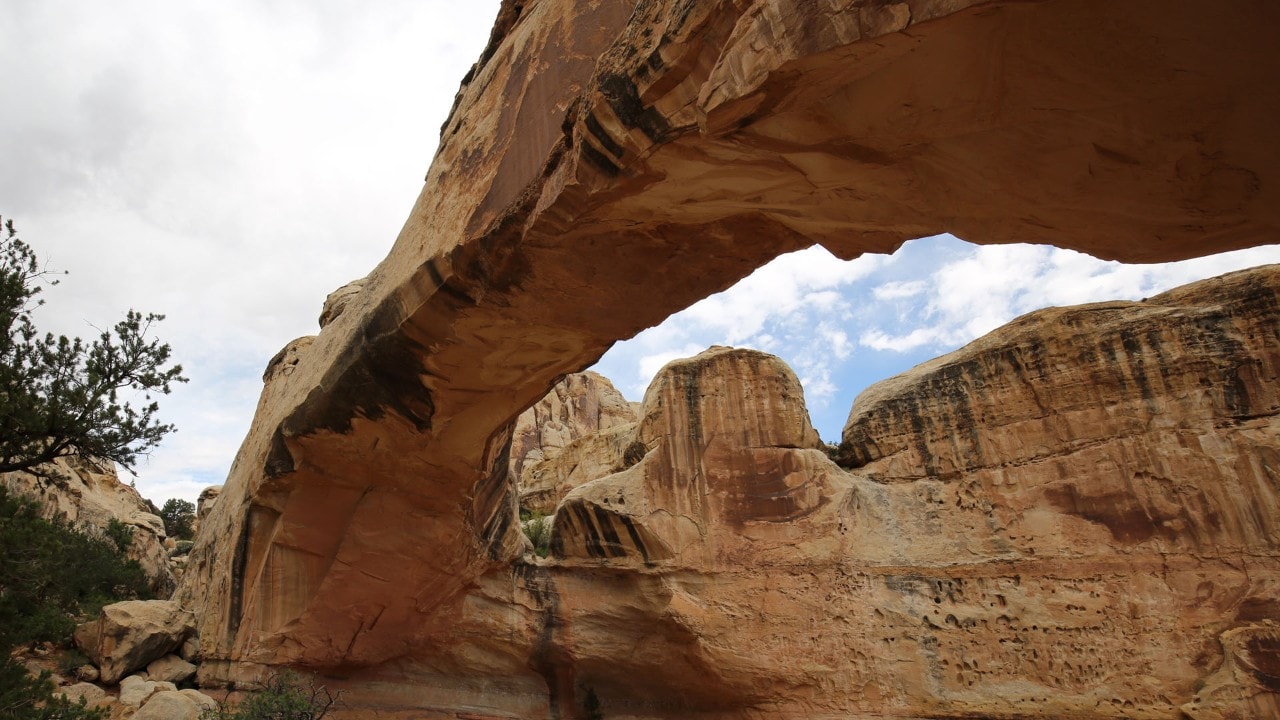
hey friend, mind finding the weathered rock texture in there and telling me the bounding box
[179,0,1280,716]
[512,371,636,513]
[75,600,195,685]
[1,455,174,595]
[831,266,1280,718]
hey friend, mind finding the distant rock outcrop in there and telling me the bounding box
[1,456,175,595]
[512,371,636,514]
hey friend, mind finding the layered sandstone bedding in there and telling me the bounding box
[183,265,1277,719]
[175,0,1280,717]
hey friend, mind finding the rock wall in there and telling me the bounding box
[521,269,1279,719]
[285,267,1278,718]
[179,0,1280,716]
[2,456,175,596]
[511,371,636,514]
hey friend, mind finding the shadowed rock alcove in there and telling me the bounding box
[179,0,1280,717]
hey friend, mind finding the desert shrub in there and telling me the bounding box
[201,671,338,720]
[56,648,90,677]
[521,512,552,558]
[104,517,134,552]
[158,498,195,540]
[0,487,152,650]
[0,486,151,719]
[0,660,107,720]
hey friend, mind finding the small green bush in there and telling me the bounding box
[105,517,134,552]
[0,660,107,720]
[0,487,152,650]
[57,648,90,676]
[201,671,338,720]
[521,512,552,558]
[0,486,151,719]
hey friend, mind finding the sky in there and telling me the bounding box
[3,2,1278,505]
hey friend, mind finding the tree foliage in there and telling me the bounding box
[159,498,196,540]
[0,487,152,651]
[520,510,552,558]
[0,485,152,720]
[0,217,187,474]
[0,660,107,720]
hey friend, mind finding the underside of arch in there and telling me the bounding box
[181,0,1280,693]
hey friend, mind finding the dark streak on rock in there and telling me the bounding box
[617,514,651,563]
[591,505,625,557]
[478,424,517,560]
[519,563,569,720]
[227,508,253,641]
[263,428,295,480]
[584,112,626,160]
[598,72,672,144]
[582,141,623,177]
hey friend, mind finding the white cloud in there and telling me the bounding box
[859,327,942,353]
[860,243,1280,354]
[1,0,503,503]
[872,279,926,300]
[594,246,884,410]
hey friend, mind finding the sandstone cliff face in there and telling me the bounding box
[520,270,1278,719]
[1,456,175,596]
[302,263,1279,719]
[179,0,1280,716]
[510,371,636,514]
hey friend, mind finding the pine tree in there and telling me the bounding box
[0,217,186,474]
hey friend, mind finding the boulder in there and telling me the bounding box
[57,682,109,708]
[119,674,177,707]
[74,600,194,685]
[318,277,367,328]
[134,689,216,720]
[178,635,200,662]
[195,486,221,525]
[146,654,197,684]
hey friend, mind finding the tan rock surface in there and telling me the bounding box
[146,654,197,684]
[75,600,195,685]
[134,689,218,720]
[179,0,1280,716]
[511,371,636,514]
[520,422,636,516]
[1,455,174,595]
[195,485,221,532]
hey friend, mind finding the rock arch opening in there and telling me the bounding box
[593,235,1280,441]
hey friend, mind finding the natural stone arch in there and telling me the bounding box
[182,0,1280,688]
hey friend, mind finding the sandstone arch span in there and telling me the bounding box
[183,0,1280,701]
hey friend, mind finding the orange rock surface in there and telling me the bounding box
[179,0,1280,717]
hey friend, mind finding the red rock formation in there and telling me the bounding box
[179,0,1280,716]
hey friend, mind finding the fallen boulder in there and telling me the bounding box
[74,599,194,685]
[146,653,197,684]
[134,689,218,720]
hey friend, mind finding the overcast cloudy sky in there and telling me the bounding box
[4,2,1278,505]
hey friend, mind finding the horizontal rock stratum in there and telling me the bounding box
[178,0,1280,717]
